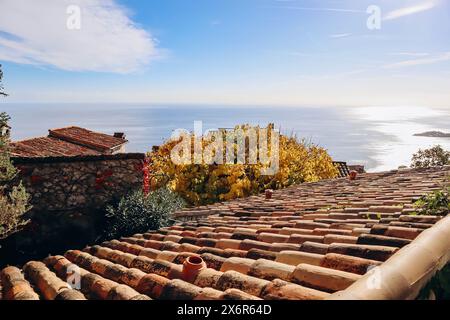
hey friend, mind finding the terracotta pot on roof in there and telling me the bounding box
[349,171,358,181]
[182,255,207,283]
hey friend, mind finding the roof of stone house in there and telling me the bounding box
[0,166,449,300]
[10,126,127,157]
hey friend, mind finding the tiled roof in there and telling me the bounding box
[49,127,127,152]
[10,137,103,157]
[1,166,449,300]
[11,126,127,157]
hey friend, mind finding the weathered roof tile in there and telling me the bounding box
[2,166,448,300]
[11,126,127,157]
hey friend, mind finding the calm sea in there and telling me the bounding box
[1,103,449,172]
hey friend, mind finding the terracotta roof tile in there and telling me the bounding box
[49,126,127,152]
[1,166,449,300]
[11,126,127,157]
[11,136,103,157]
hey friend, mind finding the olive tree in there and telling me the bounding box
[411,145,450,168]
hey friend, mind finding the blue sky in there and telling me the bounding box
[0,0,449,107]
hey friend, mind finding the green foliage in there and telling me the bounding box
[413,188,449,216]
[0,113,16,180]
[102,187,186,240]
[411,145,450,168]
[0,182,30,239]
[0,112,31,239]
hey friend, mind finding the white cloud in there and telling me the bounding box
[390,52,430,57]
[330,33,352,39]
[0,0,158,73]
[383,52,450,69]
[297,69,367,81]
[210,20,222,26]
[383,1,438,21]
[270,6,364,13]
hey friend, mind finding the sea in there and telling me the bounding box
[1,103,449,172]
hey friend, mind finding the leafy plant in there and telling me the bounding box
[411,145,450,168]
[413,188,449,216]
[0,112,31,239]
[102,187,185,240]
[148,124,338,206]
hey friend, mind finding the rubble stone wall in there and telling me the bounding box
[13,153,145,213]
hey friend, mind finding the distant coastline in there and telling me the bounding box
[414,131,450,138]
[2,103,450,172]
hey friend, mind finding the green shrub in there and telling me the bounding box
[413,188,449,216]
[411,145,450,168]
[1,112,31,239]
[102,187,186,240]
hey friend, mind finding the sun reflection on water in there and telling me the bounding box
[348,106,450,172]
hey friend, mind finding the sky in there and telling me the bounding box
[0,0,449,107]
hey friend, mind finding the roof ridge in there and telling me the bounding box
[11,126,128,157]
[327,214,450,300]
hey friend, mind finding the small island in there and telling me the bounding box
[414,131,450,138]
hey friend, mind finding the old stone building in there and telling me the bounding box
[10,126,144,213]
[1,127,145,265]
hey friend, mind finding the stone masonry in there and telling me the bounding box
[12,153,145,213]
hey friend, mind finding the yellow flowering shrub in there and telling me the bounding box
[147,124,338,206]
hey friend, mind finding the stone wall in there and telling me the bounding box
[12,153,145,213]
[0,153,145,267]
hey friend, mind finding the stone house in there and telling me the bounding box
[2,127,146,263]
[10,126,144,213]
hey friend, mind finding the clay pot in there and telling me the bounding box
[265,189,274,200]
[349,170,358,181]
[182,256,207,283]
